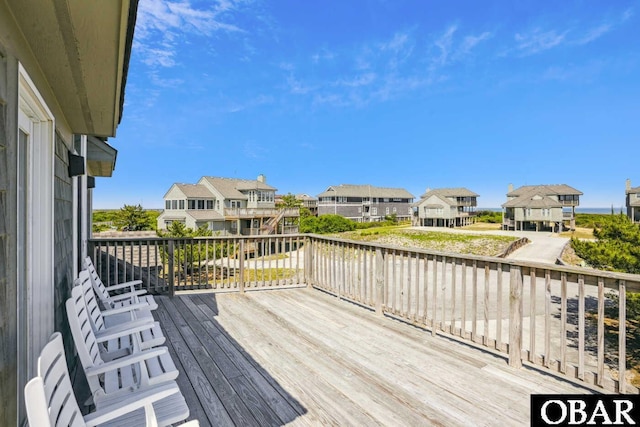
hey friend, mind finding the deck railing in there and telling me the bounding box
[89,233,640,394]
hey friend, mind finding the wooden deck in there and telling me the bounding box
[156,288,595,427]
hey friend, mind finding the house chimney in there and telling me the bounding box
[257,174,266,183]
[425,187,431,193]
[626,178,631,191]
[508,183,514,193]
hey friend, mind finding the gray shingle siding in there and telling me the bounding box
[53,133,75,367]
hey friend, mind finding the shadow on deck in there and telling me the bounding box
[154,294,306,426]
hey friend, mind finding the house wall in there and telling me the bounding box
[0,11,77,424]
[53,133,76,369]
[417,195,454,220]
[512,207,563,222]
[318,202,412,221]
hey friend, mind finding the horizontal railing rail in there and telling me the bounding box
[89,233,640,394]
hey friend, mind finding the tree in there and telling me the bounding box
[114,204,152,231]
[300,214,356,234]
[157,223,229,278]
[276,193,302,209]
[571,214,640,274]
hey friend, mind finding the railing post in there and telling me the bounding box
[375,248,385,316]
[619,280,626,393]
[509,265,523,368]
[305,236,313,288]
[168,239,175,297]
[238,239,245,294]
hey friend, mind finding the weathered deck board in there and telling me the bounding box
[155,288,595,427]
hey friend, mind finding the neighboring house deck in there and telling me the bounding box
[413,187,479,227]
[296,193,318,216]
[154,290,592,426]
[626,180,640,224]
[157,175,299,235]
[317,184,414,222]
[502,184,582,232]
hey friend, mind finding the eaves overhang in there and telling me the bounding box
[6,0,139,137]
[86,136,117,177]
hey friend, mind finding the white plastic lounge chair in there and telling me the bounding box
[85,256,158,312]
[76,270,165,352]
[25,332,198,427]
[67,285,179,401]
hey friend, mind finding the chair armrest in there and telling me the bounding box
[100,301,150,316]
[95,318,157,338]
[83,382,180,427]
[94,321,157,343]
[105,280,143,292]
[109,289,148,302]
[85,347,168,376]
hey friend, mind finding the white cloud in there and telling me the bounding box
[456,32,493,58]
[225,94,273,113]
[286,75,315,95]
[432,25,458,67]
[135,0,245,69]
[136,0,242,39]
[311,48,336,64]
[335,73,377,88]
[514,28,568,55]
[575,24,612,45]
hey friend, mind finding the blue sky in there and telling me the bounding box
[97,0,640,209]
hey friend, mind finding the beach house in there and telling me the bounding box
[502,184,582,232]
[413,188,479,227]
[317,184,414,222]
[626,179,640,224]
[157,175,300,235]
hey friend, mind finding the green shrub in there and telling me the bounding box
[475,210,502,223]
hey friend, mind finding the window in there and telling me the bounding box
[197,200,205,209]
[188,200,196,210]
[179,200,184,210]
[384,198,389,202]
[206,200,213,209]
[393,207,397,213]
[216,200,220,210]
[165,200,171,209]
[386,207,390,215]
[171,200,177,209]
[372,207,378,215]
[358,207,362,213]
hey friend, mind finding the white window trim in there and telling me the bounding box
[17,63,55,406]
